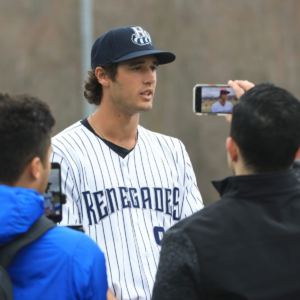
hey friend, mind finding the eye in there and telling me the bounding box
[151,66,158,71]
[132,66,141,71]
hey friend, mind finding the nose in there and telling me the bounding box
[143,68,156,85]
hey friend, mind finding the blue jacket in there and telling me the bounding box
[0,185,108,300]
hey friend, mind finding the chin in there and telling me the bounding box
[138,103,153,112]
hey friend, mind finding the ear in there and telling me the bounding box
[28,157,43,180]
[95,67,110,87]
[226,137,238,162]
[294,147,300,161]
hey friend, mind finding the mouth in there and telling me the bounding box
[140,90,153,100]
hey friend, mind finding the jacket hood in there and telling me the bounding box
[0,185,44,246]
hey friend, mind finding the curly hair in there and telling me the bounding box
[84,63,118,106]
[0,93,55,185]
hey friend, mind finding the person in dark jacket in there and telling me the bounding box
[152,80,300,300]
[0,93,108,300]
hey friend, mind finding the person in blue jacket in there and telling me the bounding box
[0,93,108,300]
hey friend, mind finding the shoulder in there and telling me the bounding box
[51,121,92,160]
[138,125,185,152]
[170,198,233,235]
[52,121,82,149]
[52,121,84,141]
[9,226,106,300]
[12,226,105,273]
[211,101,218,107]
[138,125,191,168]
[52,120,96,150]
[43,226,104,261]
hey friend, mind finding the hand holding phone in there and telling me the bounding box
[228,80,255,99]
[225,80,256,123]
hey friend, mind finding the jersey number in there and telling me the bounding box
[153,226,165,246]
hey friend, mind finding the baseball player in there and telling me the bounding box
[211,88,233,113]
[51,25,203,300]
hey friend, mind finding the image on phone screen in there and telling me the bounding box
[43,163,62,222]
[194,85,238,115]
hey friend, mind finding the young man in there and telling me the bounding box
[152,80,300,300]
[0,94,108,300]
[51,26,203,300]
[211,88,233,113]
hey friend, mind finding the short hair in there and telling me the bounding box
[231,83,300,173]
[0,93,55,185]
[84,63,118,105]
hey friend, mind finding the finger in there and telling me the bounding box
[228,80,245,99]
[225,114,232,124]
[233,80,255,91]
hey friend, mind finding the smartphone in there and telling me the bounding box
[43,162,62,223]
[193,84,238,115]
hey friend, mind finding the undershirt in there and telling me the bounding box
[80,118,133,158]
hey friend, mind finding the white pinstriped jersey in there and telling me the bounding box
[51,121,203,300]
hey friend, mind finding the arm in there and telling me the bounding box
[51,145,82,225]
[107,290,117,300]
[152,228,202,300]
[73,234,108,300]
[179,142,204,220]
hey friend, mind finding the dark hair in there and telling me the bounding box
[84,63,118,105]
[0,93,55,185]
[231,83,300,173]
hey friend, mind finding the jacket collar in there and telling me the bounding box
[212,169,300,198]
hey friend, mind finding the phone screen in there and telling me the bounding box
[43,162,62,223]
[194,85,238,115]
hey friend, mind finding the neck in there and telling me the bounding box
[89,101,139,150]
[234,168,255,176]
[232,161,256,176]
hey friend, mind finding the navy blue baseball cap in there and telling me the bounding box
[91,26,176,68]
[220,89,230,95]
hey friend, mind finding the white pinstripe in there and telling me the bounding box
[51,121,203,300]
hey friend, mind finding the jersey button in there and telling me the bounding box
[145,252,149,258]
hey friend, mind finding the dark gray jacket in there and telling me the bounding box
[152,168,300,300]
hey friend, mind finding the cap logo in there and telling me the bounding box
[131,26,152,46]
